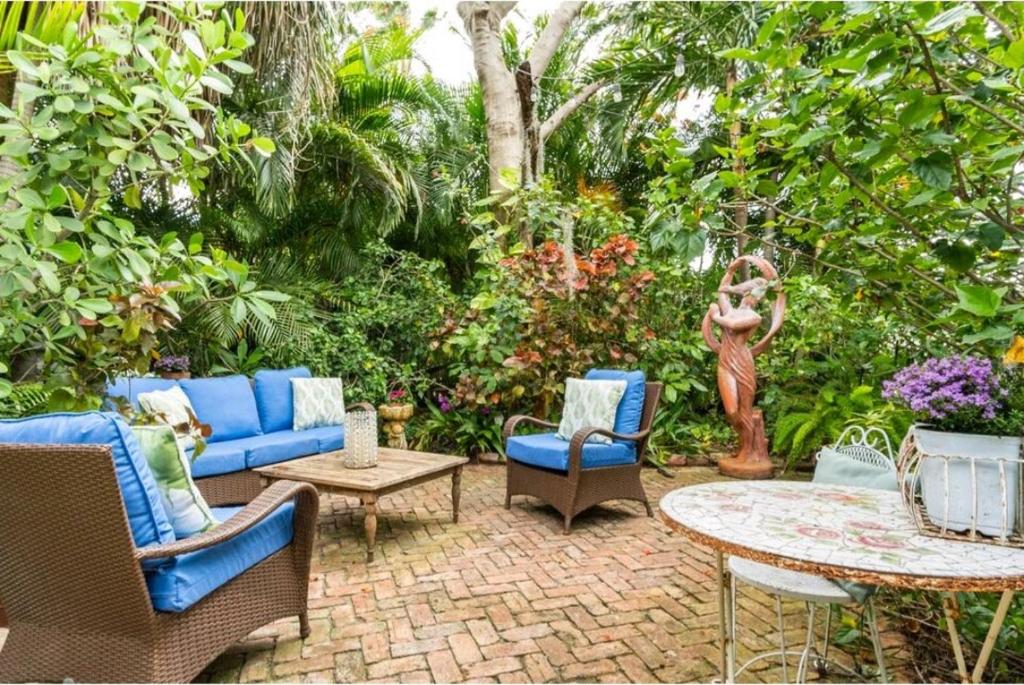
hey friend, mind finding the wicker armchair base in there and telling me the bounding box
[0,546,310,683]
[506,458,653,534]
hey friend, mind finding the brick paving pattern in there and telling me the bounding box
[199,464,910,683]
[0,464,910,683]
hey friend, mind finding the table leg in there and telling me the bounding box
[452,466,462,523]
[971,590,1014,684]
[362,495,377,563]
[942,593,970,683]
[716,550,734,683]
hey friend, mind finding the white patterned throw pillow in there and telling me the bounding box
[138,385,198,450]
[556,378,627,445]
[292,377,346,431]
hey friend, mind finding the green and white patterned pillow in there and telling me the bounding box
[131,424,217,538]
[138,385,198,450]
[556,378,627,445]
[292,377,346,431]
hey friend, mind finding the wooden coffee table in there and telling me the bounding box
[255,448,468,562]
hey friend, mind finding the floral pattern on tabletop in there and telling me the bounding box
[660,481,1024,582]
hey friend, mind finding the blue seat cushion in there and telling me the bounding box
[254,367,311,433]
[584,369,646,435]
[239,431,320,468]
[0,412,175,548]
[144,501,295,613]
[507,432,636,472]
[301,425,345,453]
[106,377,181,410]
[180,375,262,443]
[187,441,247,478]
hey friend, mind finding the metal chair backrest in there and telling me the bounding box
[827,425,896,471]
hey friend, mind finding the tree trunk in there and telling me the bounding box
[460,2,524,196]
[726,61,749,280]
[459,1,601,248]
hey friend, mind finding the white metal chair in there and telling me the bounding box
[727,426,894,683]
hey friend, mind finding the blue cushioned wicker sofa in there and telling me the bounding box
[107,366,341,505]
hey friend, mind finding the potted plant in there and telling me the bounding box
[152,354,191,380]
[884,354,1024,537]
[379,388,414,449]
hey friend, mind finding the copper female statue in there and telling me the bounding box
[701,255,785,479]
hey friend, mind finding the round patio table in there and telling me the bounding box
[660,480,1024,684]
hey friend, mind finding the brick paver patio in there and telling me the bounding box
[186,463,909,683]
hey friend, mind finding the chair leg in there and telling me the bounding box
[504,490,511,510]
[562,514,572,534]
[643,498,653,517]
[299,611,311,639]
[865,598,888,684]
[776,594,789,684]
[797,602,817,683]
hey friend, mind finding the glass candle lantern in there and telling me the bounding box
[343,408,378,469]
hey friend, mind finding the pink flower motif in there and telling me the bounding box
[769,491,805,501]
[855,534,903,550]
[816,492,864,503]
[795,525,840,540]
[850,520,887,531]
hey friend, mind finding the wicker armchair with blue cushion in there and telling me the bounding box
[0,412,318,683]
[503,369,662,533]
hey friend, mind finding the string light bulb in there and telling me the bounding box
[674,53,686,77]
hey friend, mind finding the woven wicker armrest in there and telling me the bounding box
[503,415,559,440]
[566,427,651,479]
[134,480,319,561]
[347,402,376,413]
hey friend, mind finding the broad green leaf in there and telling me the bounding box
[955,284,1004,318]
[46,241,83,264]
[251,136,275,157]
[910,152,952,190]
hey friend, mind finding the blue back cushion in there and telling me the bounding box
[253,367,311,433]
[106,377,181,409]
[180,375,262,443]
[0,411,176,548]
[584,369,646,434]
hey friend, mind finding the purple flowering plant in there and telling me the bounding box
[882,356,1016,435]
[152,354,190,373]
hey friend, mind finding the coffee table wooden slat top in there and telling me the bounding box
[255,447,468,562]
[255,448,466,492]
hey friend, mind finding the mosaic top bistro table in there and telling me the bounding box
[256,448,467,562]
[660,480,1024,684]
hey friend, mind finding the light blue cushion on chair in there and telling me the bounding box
[584,369,646,435]
[144,501,295,612]
[507,432,636,472]
[187,441,247,478]
[106,377,181,410]
[0,411,176,548]
[254,367,311,433]
[180,375,262,443]
[300,425,345,452]
[813,447,898,491]
[240,431,320,468]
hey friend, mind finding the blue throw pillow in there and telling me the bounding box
[0,411,176,548]
[180,375,263,443]
[584,369,646,435]
[254,367,311,433]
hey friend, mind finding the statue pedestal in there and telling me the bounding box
[718,456,775,479]
[718,409,775,479]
